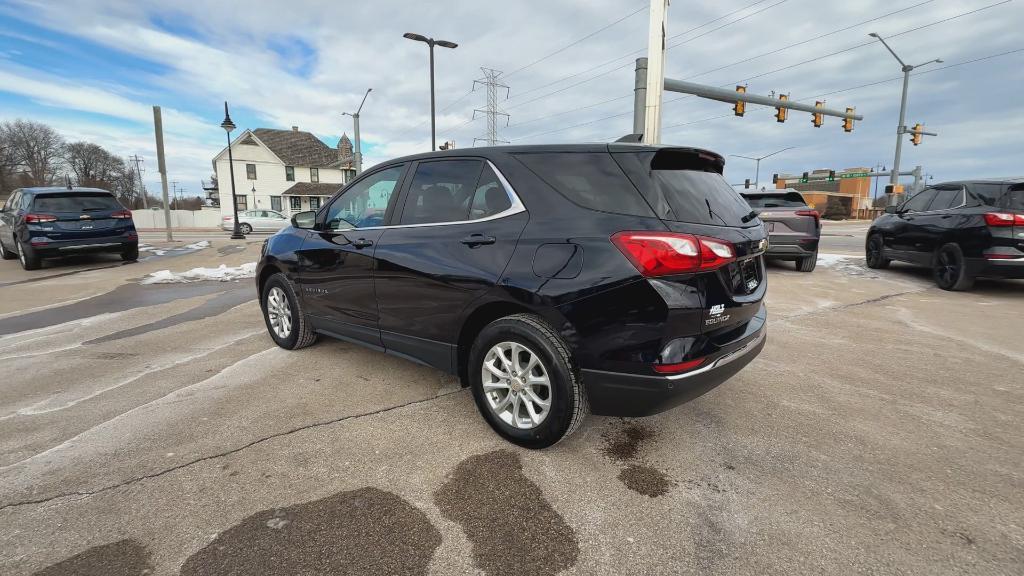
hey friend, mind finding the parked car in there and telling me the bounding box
[866,178,1024,290]
[222,209,290,234]
[0,187,138,270]
[740,189,820,272]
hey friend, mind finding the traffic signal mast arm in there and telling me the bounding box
[663,78,863,123]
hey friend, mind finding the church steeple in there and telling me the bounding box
[337,133,353,161]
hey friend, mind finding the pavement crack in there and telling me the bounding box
[0,388,469,513]
[775,288,928,323]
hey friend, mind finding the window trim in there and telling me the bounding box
[245,163,257,180]
[336,159,525,231]
[285,166,295,182]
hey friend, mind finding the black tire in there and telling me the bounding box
[865,234,891,269]
[261,273,317,349]
[796,250,817,272]
[0,237,16,260]
[933,243,975,291]
[16,238,41,270]
[240,223,253,235]
[468,313,587,449]
[121,245,139,261]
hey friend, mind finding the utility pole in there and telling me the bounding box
[643,0,668,144]
[171,180,179,210]
[128,154,148,209]
[342,88,372,175]
[873,162,886,202]
[152,106,173,242]
[473,68,510,146]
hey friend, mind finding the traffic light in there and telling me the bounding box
[812,101,824,128]
[911,124,923,146]
[828,170,836,181]
[843,107,855,132]
[744,178,751,189]
[772,173,779,184]
[775,94,789,123]
[733,85,746,117]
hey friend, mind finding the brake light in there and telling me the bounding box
[222,216,234,221]
[112,210,133,219]
[795,209,820,226]
[653,357,706,374]
[611,231,736,277]
[984,212,1016,227]
[25,214,57,223]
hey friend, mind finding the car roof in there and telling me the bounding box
[18,187,113,195]
[376,143,723,166]
[937,177,1024,186]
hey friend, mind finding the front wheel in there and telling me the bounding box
[261,273,317,349]
[933,243,974,291]
[865,234,891,269]
[469,313,587,449]
[0,237,16,260]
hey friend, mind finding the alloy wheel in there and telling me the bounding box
[868,237,882,265]
[936,248,958,288]
[17,241,25,267]
[266,286,293,339]
[481,341,552,430]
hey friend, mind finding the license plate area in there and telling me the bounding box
[739,258,760,293]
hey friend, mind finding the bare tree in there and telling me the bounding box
[4,119,64,186]
[0,123,17,195]
[64,141,123,187]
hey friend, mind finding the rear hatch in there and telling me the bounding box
[742,192,819,239]
[29,192,132,241]
[612,147,767,334]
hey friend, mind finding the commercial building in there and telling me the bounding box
[775,168,877,218]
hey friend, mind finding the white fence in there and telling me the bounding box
[131,209,222,229]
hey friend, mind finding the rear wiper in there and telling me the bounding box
[741,210,758,224]
[81,207,105,211]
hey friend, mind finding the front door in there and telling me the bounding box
[295,164,407,347]
[374,159,528,372]
[888,187,937,262]
[0,190,22,248]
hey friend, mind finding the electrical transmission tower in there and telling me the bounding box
[128,154,148,209]
[472,68,510,146]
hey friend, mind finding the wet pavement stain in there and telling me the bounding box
[618,464,674,498]
[217,244,246,256]
[600,420,654,461]
[31,538,153,576]
[180,487,441,576]
[601,420,676,498]
[84,287,253,345]
[435,449,579,576]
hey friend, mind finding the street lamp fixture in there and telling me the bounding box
[868,32,941,203]
[342,88,372,175]
[403,32,458,151]
[729,146,795,188]
[220,101,245,240]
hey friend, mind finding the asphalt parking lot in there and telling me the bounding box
[1,221,1021,575]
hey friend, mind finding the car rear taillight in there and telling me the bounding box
[983,212,1023,227]
[611,231,736,277]
[795,209,820,226]
[112,210,133,219]
[222,216,233,221]
[25,214,57,223]
[653,357,705,374]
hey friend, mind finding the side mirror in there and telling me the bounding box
[884,205,898,214]
[291,210,316,229]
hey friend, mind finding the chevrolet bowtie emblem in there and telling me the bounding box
[757,238,768,252]
[80,214,91,219]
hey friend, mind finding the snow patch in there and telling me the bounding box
[141,262,257,284]
[816,253,878,277]
[183,240,211,250]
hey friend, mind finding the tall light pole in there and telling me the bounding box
[220,102,244,240]
[342,88,372,175]
[729,147,794,188]
[403,32,458,151]
[868,32,941,203]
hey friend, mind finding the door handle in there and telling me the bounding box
[351,238,374,249]
[460,234,496,247]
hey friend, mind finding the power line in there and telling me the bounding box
[509,110,634,142]
[503,4,648,79]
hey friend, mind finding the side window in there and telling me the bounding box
[466,164,512,220]
[1008,184,1024,211]
[5,191,21,211]
[902,188,937,212]
[324,165,404,229]
[926,187,963,211]
[966,183,1004,207]
[400,159,483,225]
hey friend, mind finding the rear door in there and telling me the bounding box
[373,158,528,371]
[29,192,130,241]
[909,185,965,255]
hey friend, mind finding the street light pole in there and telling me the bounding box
[403,32,458,151]
[868,32,941,202]
[343,88,372,175]
[220,102,245,240]
[729,147,795,188]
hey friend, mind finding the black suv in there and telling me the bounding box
[866,178,1024,290]
[0,187,139,270]
[256,144,768,447]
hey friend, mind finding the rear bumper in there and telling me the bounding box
[765,235,818,258]
[30,235,136,256]
[966,256,1024,279]
[582,313,767,417]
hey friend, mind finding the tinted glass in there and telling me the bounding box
[467,165,512,220]
[742,192,807,208]
[1007,184,1024,211]
[515,152,654,217]
[967,183,1004,206]
[400,160,483,225]
[902,189,937,212]
[325,165,403,229]
[32,193,121,212]
[927,187,963,211]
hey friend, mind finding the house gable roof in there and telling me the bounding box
[282,182,343,196]
[252,128,340,168]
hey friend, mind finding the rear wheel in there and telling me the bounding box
[865,234,890,269]
[261,273,317,349]
[796,249,817,272]
[933,243,974,291]
[0,237,16,260]
[469,313,587,449]
[121,245,139,261]
[240,223,253,235]
[16,239,41,270]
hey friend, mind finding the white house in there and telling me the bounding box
[213,127,356,219]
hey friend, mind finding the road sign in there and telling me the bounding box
[840,172,870,179]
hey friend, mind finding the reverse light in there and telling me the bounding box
[983,212,1021,227]
[611,232,736,277]
[653,357,706,374]
[25,214,57,224]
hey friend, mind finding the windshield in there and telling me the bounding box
[32,193,122,212]
[742,192,806,208]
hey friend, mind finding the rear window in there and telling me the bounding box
[741,192,806,208]
[513,152,654,217]
[32,193,121,212]
[614,149,756,227]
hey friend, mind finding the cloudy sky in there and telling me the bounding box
[0,0,1021,197]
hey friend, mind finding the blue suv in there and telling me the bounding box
[0,187,139,270]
